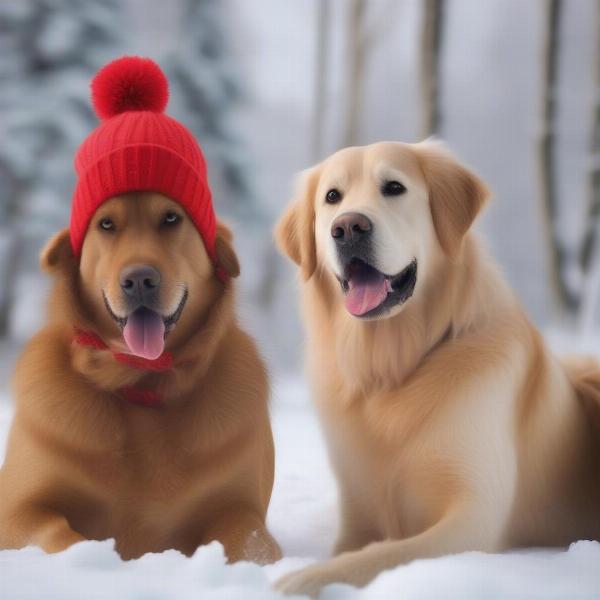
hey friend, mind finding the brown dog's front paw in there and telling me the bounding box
[239,528,282,565]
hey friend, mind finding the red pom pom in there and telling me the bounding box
[91,56,169,120]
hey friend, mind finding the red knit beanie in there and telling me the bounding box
[70,56,216,262]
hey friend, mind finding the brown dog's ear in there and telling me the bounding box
[275,166,320,280]
[40,228,75,274]
[417,142,490,258]
[215,221,240,278]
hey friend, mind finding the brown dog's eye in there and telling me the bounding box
[162,212,181,226]
[99,218,114,232]
[325,189,342,204]
[382,181,407,196]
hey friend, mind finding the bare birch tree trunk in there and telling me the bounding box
[344,0,367,147]
[420,0,444,138]
[577,0,600,330]
[537,0,577,313]
[579,0,600,274]
[0,231,23,338]
[257,2,333,312]
[0,167,24,338]
[313,0,331,161]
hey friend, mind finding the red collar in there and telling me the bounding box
[73,328,172,409]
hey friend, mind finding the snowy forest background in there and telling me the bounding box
[1,0,600,374]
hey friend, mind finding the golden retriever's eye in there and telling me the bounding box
[325,189,342,204]
[382,180,407,196]
[162,212,181,226]
[99,218,115,232]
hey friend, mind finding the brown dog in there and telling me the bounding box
[0,191,281,563]
[275,141,600,596]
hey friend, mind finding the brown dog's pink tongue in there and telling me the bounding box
[345,275,391,316]
[123,308,165,360]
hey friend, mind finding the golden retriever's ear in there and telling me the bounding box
[417,142,490,258]
[215,221,240,278]
[275,167,320,280]
[40,228,75,274]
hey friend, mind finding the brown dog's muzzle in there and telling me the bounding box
[103,263,188,361]
[119,264,161,309]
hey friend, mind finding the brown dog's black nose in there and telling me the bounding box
[331,212,373,245]
[120,265,161,302]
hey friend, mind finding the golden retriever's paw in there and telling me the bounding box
[274,563,357,598]
[274,565,332,598]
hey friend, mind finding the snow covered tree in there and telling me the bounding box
[0,0,126,336]
[165,0,259,222]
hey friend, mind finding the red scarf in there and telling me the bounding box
[73,328,173,408]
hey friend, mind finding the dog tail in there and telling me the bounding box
[563,355,600,435]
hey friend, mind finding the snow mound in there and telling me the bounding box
[355,541,600,600]
[1,540,279,600]
[1,539,599,599]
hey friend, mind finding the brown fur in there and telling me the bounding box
[0,192,281,563]
[274,141,600,596]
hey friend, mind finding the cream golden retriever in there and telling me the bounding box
[0,192,280,564]
[275,140,600,596]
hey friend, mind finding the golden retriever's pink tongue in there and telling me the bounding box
[123,308,165,360]
[345,275,390,316]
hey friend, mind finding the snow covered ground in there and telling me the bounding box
[1,359,600,599]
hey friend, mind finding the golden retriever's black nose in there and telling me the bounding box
[120,265,161,301]
[331,212,373,245]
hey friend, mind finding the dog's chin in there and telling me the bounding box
[102,289,188,360]
[335,258,417,320]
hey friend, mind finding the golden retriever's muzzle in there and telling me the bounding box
[336,259,417,319]
[331,212,374,266]
[330,212,418,318]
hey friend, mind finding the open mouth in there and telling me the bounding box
[337,258,417,318]
[103,289,188,360]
